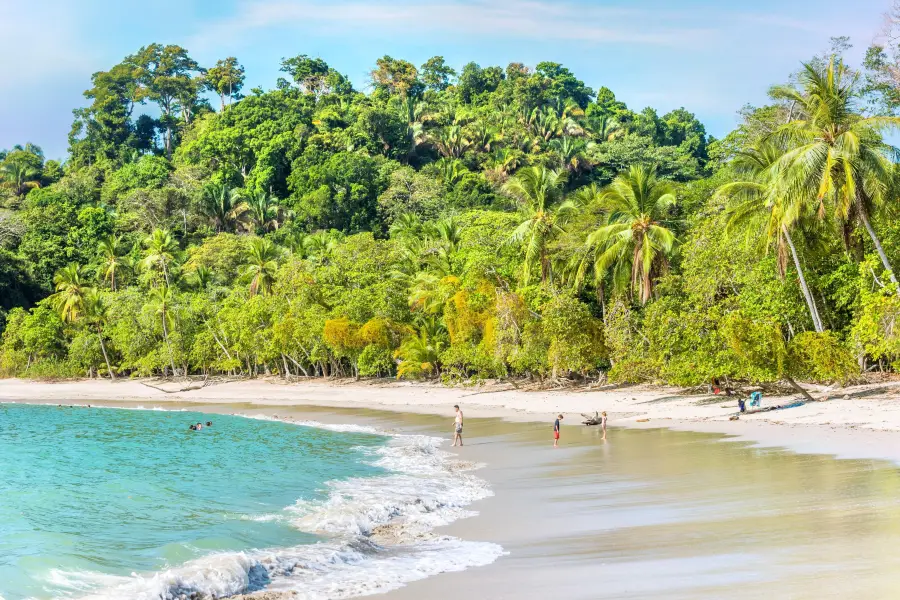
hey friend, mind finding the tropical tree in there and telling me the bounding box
[243,189,284,233]
[771,58,900,293]
[245,237,281,296]
[431,125,471,159]
[82,290,116,380]
[502,166,577,285]
[550,136,591,176]
[395,329,443,378]
[97,235,128,291]
[141,229,178,287]
[1,159,41,199]
[586,165,677,304]
[716,140,825,332]
[49,264,92,324]
[147,285,177,375]
[202,183,247,232]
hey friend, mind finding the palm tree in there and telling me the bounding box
[243,189,284,233]
[245,237,281,296]
[395,329,443,379]
[400,96,429,162]
[1,159,41,198]
[550,137,591,176]
[82,290,116,380]
[586,165,677,304]
[771,58,900,293]
[147,285,178,375]
[190,266,213,291]
[389,213,422,241]
[50,264,93,324]
[97,235,127,291]
[502,166,578,285]
[303,230,343,263]
[436,158,465,185]
[201,183,247,232]
[716,140,825,332]
[141,229,178,287]
[431,125,471,159]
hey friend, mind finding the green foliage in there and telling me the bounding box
[5,46,900,386]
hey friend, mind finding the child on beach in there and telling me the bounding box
[554,414,563,447]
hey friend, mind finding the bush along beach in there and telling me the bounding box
[1,41,899,387]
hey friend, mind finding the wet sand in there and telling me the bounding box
[8,398,900,599]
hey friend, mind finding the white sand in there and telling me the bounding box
[3,376,900,463]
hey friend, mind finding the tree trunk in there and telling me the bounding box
[785,376,815,403]
[782,224,824,333]
[856,192,900,295]
[161,314,177,375]
[97,329,116,381]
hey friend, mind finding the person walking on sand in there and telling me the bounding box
[601,411,608,440]
[553,414,563,447]
[452,405,464,447]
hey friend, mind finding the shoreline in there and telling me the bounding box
[4,376,900,464]
[6,381,900,598]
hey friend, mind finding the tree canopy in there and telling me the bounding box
[2,41,899,388]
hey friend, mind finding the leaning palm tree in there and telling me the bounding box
[201,183,247,232]
[716,140,825,332]
[140,229,178,287]
[771,57,900,293]
[586,165,677,305]
[146,285,178,375]
[82,290,116,380]
[502,166,578,285]
[97,235,128,291]
[245,237,282,296]
[50,264,93,324]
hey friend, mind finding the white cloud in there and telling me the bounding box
[188,0,716,52]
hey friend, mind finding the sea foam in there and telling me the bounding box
[48,417,504,599]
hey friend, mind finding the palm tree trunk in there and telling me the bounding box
[785,375,815,403]
[856,192,900,296]
[161,314,177,375]
[782,225,824,333]
[96,329,116,381]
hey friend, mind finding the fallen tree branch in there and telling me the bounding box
[141,375,210,394]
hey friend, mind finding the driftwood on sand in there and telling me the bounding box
[140,375,210,394]
[581,412,604,426]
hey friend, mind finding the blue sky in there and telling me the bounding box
[0,0,891,159]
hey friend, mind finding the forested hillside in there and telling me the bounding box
[2,39,899,385]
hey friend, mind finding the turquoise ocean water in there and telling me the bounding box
[0,403,502,600]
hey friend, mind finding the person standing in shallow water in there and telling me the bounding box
[553,414,563,447]
[601,411,608,440]
[452,404,464,447]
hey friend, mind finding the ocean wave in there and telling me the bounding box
[51,420,503,599]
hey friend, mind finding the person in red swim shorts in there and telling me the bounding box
[553,414,563,447]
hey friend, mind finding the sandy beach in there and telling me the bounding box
[3,376,900,463]
[5,377,900,599]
